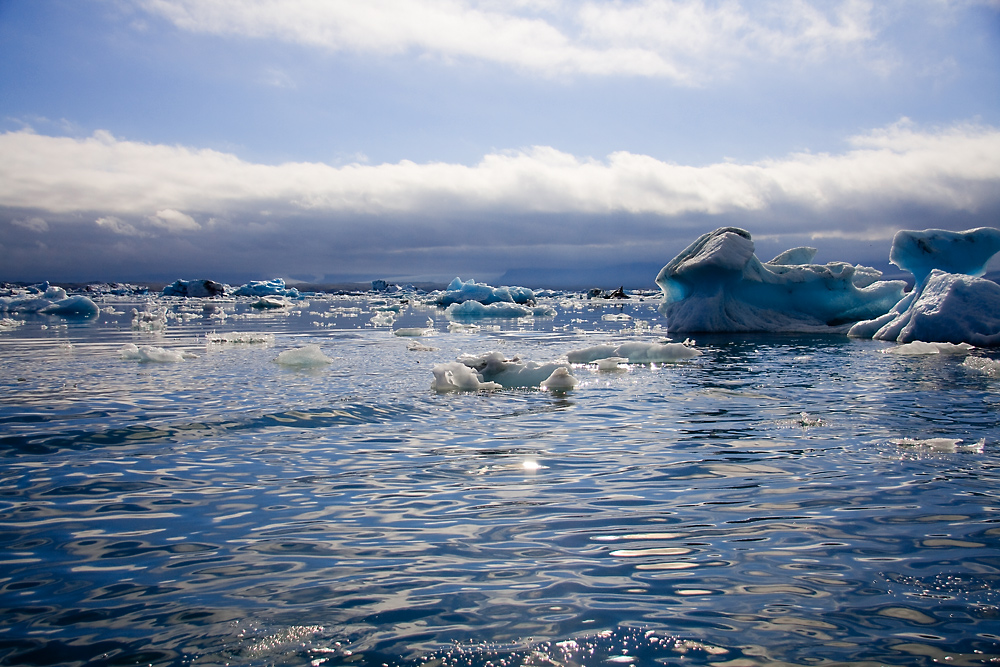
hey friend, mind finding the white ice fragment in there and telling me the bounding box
[0,318,25,330]
[962,356,1000,378]
[540,366,579,391]
[273,345,333,366]
[882,341,975,355]
[393,327,431,337]
[890,437,986,453]
[596,356,629,371]
[369,311,396,327]
[120,343,194,362]
[131,306,168,331]
[206,332,275,345]
[252,295,293,309]
[567,341,700,364]
[430,361,502,392]
[657,227,905,332]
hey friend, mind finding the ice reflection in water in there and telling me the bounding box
[0,293,998,666]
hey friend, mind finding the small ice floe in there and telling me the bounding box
[393,325,433,337]
[120,343,197,362]
[963,356,1000,378]
[205,332,275,345]
[407,341,438,352]
[369,311,396,327]
[131,307,168,331]
[0,318,25,330]
[540,367,579,391]
[431,362,502,392]
[882,341,975,355]
[273,345,333,366]
[595,356,629,371]
[252,295,293,309]
[448,322,480,333]
[567,340,701,364]
[890,437,986,453]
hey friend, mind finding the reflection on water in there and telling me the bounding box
[0,294,998,666]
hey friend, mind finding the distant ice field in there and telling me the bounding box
[0,291,998,667]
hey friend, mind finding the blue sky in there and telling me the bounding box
[1,0,999,286]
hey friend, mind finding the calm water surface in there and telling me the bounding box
[1,291,998,666]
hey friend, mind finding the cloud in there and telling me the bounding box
[0,121,997,231]
[11,216,49,233]
[96,215,144,236]
[136,0,886,81]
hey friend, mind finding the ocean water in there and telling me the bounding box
[1,290,998,667]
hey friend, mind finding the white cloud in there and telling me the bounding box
[96,215,144,236]
[11,216,49,232]
[136,0,885,81]
[148,209,201,231]
[0,121,997,230]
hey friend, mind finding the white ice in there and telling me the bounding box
[273,345,333,366]
[161,279,227,298]
[963,356,1000,378]
[567,341,701,364]
[890,437,985,453]
[540,367,579,391]
[234,278,301,298]
[656,227,905,333]
[430,362,502,392]
[432,351,577,391]
[120,343,195,362]
[881,340,975,355]
[0,287,99,318]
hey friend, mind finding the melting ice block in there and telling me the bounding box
[434,278,535,307]
[432,351,576,391]
[849,227,1000,346]
[656,228,906,333]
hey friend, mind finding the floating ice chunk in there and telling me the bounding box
[567,341,700,364]
[273,345,333,366]
[407,341,438,351]
[882,340,975,355]
[540,366,579,391]
[595,356,629,371]
[963,356,1000,378]
[445,301,555,319]
[431,361,502,392]
[394,327,432,336]
[120,343,195,362]
[890,437,985,453]
[205,332,275,344]
[0,317,25,330]
[851,270,1000,345]
[369,311,396,327]
[39,295,100,317]
[435,277,535,307]
[161,279,227,298]
[252,295,293,309]
[889,227,1000,285]
[458,351,569,388]
[656,227,905,332]
[131,307,168,331]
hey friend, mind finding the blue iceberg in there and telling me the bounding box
[161,279,227,298]
[849,227,1000,345]
[233,278,301,299]
[656,227,906,333]
[434,277,535,307]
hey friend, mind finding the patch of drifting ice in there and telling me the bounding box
[445,301,556,319]
[431,362,502,392]
[595,356,629,371]
[567,340,700,364]
[273,345,333,366]
[0,318,25,330]
[540,367,579,391]
[120,343,196,362]
[962,356,1000,378]
[206,332,275,345]
[890,437,985,453]
[882,341,975,355]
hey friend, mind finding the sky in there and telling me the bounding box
[1,0,999,288]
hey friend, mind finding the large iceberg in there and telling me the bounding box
[655,227,906,333]
[848,228,1000,345]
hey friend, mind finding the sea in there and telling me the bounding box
[1,286,998,667]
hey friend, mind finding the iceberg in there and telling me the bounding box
[656,228,905,333]
[849,228,1000,346]
[39,295,100,317]
[233,278,301,299]
[161,279,227,298]
[434,277,535,307]
[445,301,556,319]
